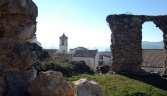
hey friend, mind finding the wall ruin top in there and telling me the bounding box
[106,14,167,73]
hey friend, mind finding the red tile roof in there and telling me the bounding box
[141,49,165,68]
[72,50,98,57]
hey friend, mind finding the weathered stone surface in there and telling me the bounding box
[0,39,37,71]
[0,0,37,41]
[0,0,37,16]
[3,68,37,96]
[73,78,104,96]
[0,0,38,95]
[0,74,5,96]
[28,71,73,96]
[29,43,50,61]
[106,14,167,73]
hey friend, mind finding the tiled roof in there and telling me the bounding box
[57,54,72,59]
[44,49,58,56]
[60,33,68,38]
[75,47,88,50]
[141,49,165,68]
[72,50,98,57]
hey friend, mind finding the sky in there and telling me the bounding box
[32,0,167,51]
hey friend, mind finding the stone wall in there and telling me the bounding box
[0,0,38,95]
[106,14,167,73]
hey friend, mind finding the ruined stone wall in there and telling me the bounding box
[106,14,167,73]
[0,0,38,95]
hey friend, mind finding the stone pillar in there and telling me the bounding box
[0,0,38,95]
[106,15,143,73]
[106,14,167,74]
[154,17,167,75]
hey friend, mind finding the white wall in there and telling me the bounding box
[72,57,96,70]
[95,52,99,68]
[103,56,111,65]
[59,46,68,52]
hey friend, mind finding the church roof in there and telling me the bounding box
[72,50,98,57]
[60,33,68,39]
[74,46,88,50]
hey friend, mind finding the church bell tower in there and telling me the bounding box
[59,33,68,54]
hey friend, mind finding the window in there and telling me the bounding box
[62,40,64,45]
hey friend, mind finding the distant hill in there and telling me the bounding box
[142,41,164,49]
[96,41,164,51]
[97,41,164,51]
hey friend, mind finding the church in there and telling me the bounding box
[54,33,112,70]
[28,33,111,70]
[58,33,68,54]
[57,33,100,70]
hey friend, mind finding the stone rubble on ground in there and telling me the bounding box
[28,70,73,96]
[73,78,104,96]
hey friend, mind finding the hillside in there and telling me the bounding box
[142,41,164,49]
[98,41,164,51]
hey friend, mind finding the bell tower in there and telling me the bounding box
[59,33,68,54]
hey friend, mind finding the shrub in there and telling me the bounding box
[71,61,95,75]
[32,56,95,76]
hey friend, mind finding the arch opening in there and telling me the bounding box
[142,21,164,49]
[141,21,165,72]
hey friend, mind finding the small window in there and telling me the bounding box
[62,40,64,45]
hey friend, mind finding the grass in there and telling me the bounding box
[65,74,167,96]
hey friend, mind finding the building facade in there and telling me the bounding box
[72,50,99,70]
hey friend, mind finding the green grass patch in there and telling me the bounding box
[65,74,167,96]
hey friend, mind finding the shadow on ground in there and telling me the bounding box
[120,73,167,90]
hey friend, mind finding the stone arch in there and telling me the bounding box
[106,14,167,73]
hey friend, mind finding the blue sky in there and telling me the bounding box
[32,0,167,51]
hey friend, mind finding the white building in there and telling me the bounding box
[98,51,112,66]
[58,33,68,54]
[103,55,111,65]
[27,34,41,46]
[72,50,99,70]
